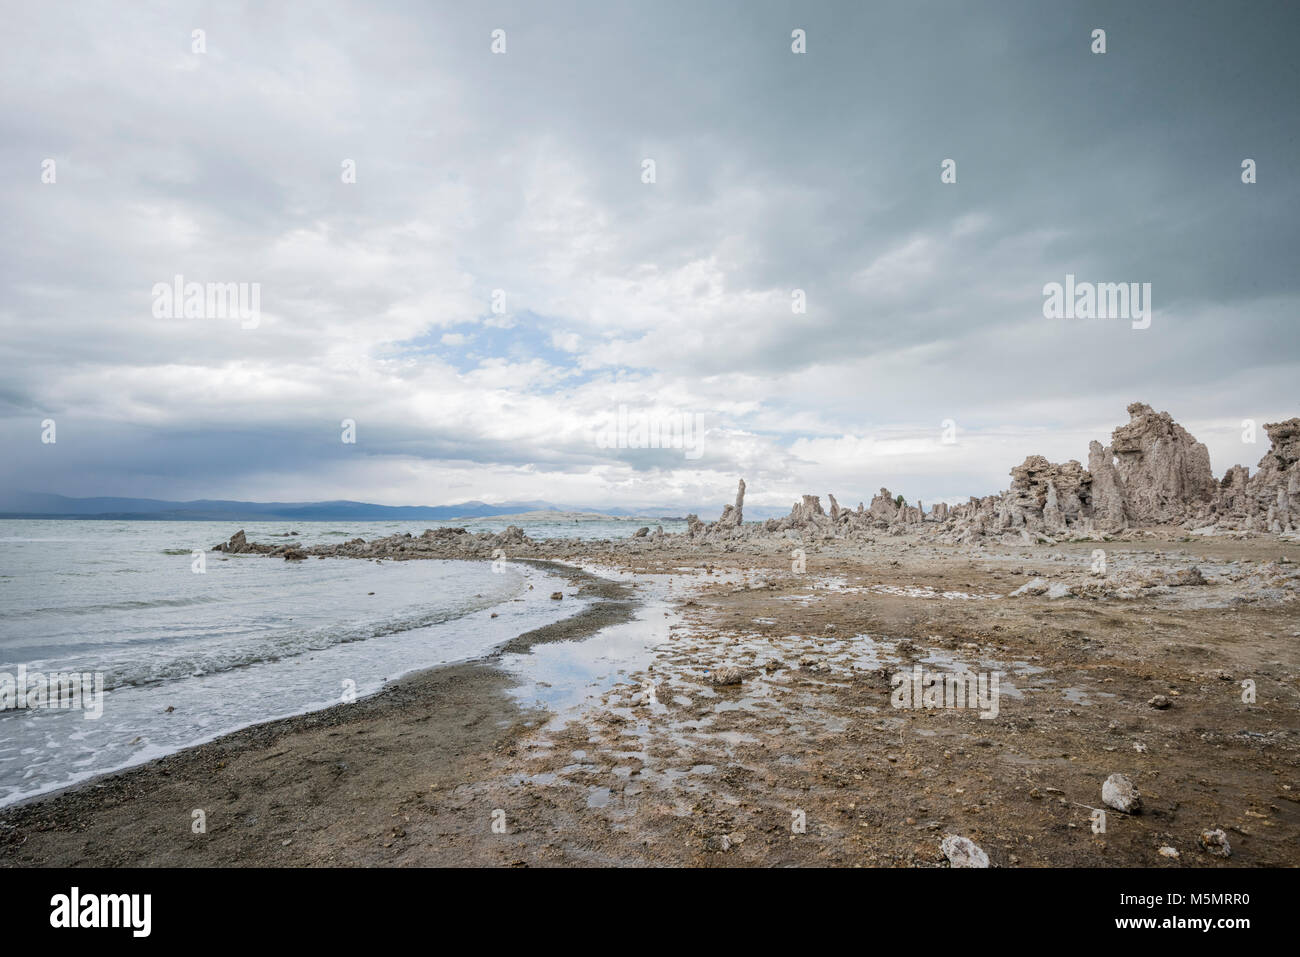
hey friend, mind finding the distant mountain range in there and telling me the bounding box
[0,492,788,522]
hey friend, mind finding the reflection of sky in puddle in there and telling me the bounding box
[914,648,1023,699]
[501,582,678,724]
[774,582,1001,602]
[1061,686,1117,706]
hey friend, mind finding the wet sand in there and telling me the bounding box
[3,539,1298,867]
[0,563,635,866]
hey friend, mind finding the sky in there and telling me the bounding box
[2,0,1297,514]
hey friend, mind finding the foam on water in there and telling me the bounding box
[0,519,587,806]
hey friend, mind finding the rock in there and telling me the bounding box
[1088,441,1128,532]
[1168,566,1205,586]
[715,479,746,528]
[1102,773,1142,813]
[632,526,650,538]
[1007,456,1090,533]
[1198,828,1231,857]
[1158,846,1180,859]
[283,548,307,561]
[1042,480,1065,534]
[710,666,746,686]
[940,834,990,868]
[868,488,899,525]
[215,529,249,553]
[1216,464,1253,525]
[1242,418,1300,532]
[1110,403,1217,524]
[492,525,527,546]
[782,494,831,531]
[1009,578,1050,597]
[550,592,563,600]
[1148,695,1172,710]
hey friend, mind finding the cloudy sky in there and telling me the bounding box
[2,0,1297,513]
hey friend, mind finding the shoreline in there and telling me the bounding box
[0,557,609,811]
[3,535,1298,867]
[0,560,636,864]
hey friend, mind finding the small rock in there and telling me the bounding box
[940,834,990,868]
[1102,773,1142,814]
[1198,828,1231,857]
[711,666,746,686]
[1148,694,1171,710]
[550,592,563,600]
[1170,566,1205,586]
[1158,846,1180,859]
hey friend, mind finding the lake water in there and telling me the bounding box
[0,519,616,806]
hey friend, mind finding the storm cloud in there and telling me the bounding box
[2,1,1297,512]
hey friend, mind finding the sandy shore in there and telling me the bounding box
[3,537,1298,867]
[0,562,634,866]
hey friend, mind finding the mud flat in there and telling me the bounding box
[3,534,1297,867]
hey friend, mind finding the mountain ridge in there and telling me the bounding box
[0,492,784,522]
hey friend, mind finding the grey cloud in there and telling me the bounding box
[1,0,1296,508]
